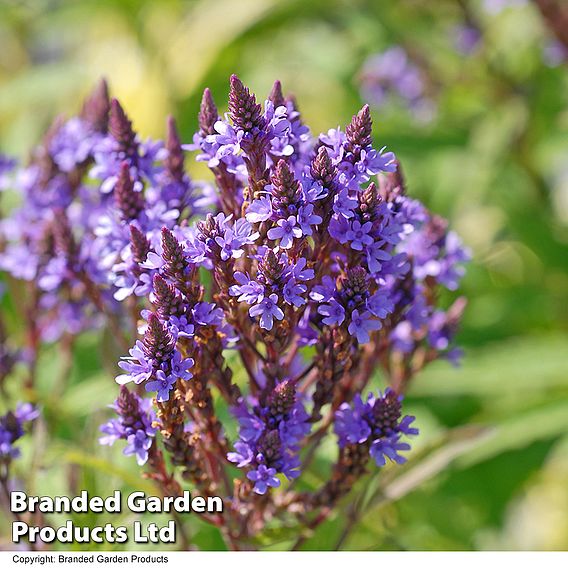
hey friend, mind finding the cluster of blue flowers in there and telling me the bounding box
[0,84,201,342]
[99,386,157,466]
[229,250,314,331]
[115,224,233,402]
[228,380,310,494]
[359,47,434,120]
[335,389,418,467]
[117,313,194,402]
[0,76,469,509]
[388,196,470,364]
[0,403,39,461]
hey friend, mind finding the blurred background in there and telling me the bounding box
[1,0,567,551]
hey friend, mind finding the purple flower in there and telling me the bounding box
[249,294,284,331]
[232,405,265,444]
[334,389,417,467]
[328,215,351,243]
[15,403,40,423]
[452,24,482,56]
[366,241,391,273]
[297,204,322,236]
[0,154,16,190]
[140,251,165,271]
[283,280,307,307]
[543,40,568,68]
[230,272,265,304]
[288,256,314,282]
[267,216,302,249]
[348,309,382,343]
[227,441,255,467]
[145,369,177,402]
[0,403,39,459]
[99,387,156,466]
[117,341,153,385]
[310,275,336,302]
[359,47,435,122]
[215,228,245,261]
[318,298,346,326]
[168,315,195,338]
[49,118,102,172]
[228,381,310,492]
[370,437,411,466]
[124,430,154,466]
[346,220,374,251]
[335,396,371,445]
[193,302,224,326]
[169,351,194,381]
[246,196,273,223]
[333,188,357,218]
[367,289,393,319]
[99,419,124,446]
[247,464,281,495]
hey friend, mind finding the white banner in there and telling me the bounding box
[1,552,567,567]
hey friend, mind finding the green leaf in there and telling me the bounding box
[457,399,568,468]
[412,334,568,398]
[63,450,156,493]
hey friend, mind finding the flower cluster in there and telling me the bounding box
[0,81,201,343]
[0,403,39,461]
[228,380,310,494]
[386,186,470,366]
[335,389,418,467]
[1,75,469,545]
[117,312,194,402]
[359,48,434,120]
[100,386,157,466]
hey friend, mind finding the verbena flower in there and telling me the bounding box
[359,47,435,121]
[228,380,310,494]
[335,389,418,466]
[100,386,157,466]
[0,404,39,460]
[1,75,469,543]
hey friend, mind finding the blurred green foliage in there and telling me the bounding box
[0,0,567,551]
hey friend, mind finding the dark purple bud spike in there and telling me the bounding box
[115,162,143,221]
[143,313,176,362]
[161,227,189,282]
[198,88,219,137]
[129,224,151,264]
[257,429,283,466]
[268,80,285,108]
[258,249,285,286]
[346,104,372,148]
[268,379,296,417]
[109,98,137,154]
[311,147,337,187]
[52,209,76,259]
[271,159,302,210]
[228,74,266,131]
[357,182,381,224]
[371,390,402,434]
[152,274,184,319]
[341,267,369,305]
[81,78,110,133]
[165,116,185,183]
[378,160,406,202]
[116,385,146,431]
